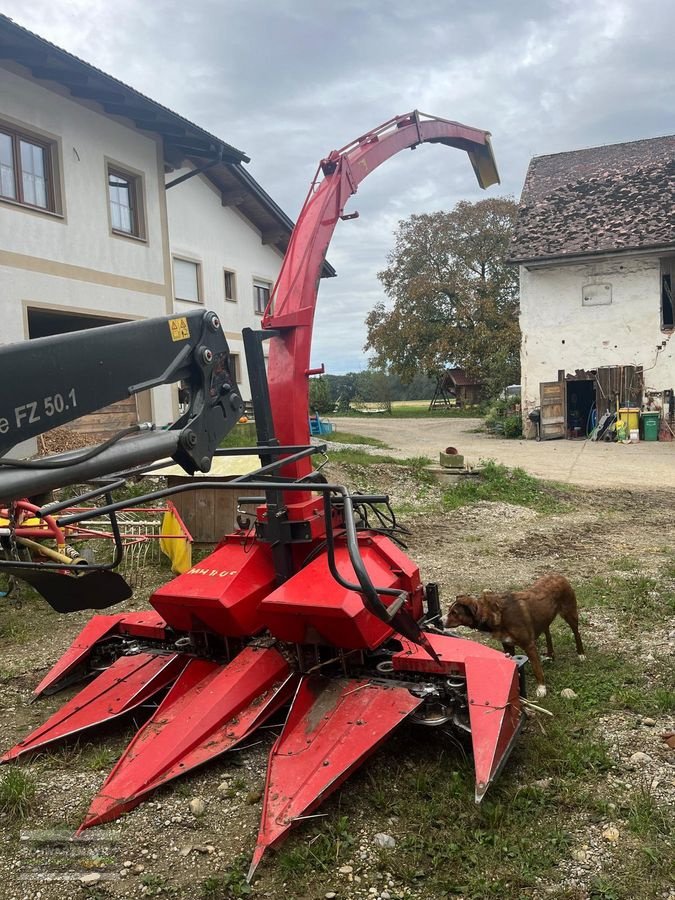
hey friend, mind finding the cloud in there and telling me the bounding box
[4,0,674,373]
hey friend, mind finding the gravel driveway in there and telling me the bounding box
[332,416,675,490]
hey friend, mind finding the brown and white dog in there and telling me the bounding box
[445,574,585,698]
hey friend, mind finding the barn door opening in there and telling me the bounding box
[566,380,595,439]
[539,381,565,440]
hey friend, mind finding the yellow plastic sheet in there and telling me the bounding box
[159,509,192,574]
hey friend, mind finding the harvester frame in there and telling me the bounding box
[0,111,526,877]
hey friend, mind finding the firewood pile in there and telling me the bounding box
[37,428,96,456]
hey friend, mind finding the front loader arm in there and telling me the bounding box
[263,111,499,480]
[0,310,243,501]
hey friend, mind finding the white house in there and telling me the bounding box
[166,163,290,395]
[0,14,334,447]
[511,135,675,439]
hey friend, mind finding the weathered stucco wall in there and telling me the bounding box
[519,253,675,416]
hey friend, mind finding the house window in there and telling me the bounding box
[173,258,201,303]
[108,166,144,237]
[224,270,237,302]
[661,259,674,331]
[0,124,56,212]
[229,352,241,384]
[253,279,271,316]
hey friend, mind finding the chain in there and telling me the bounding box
[7,502,21,562]
[3,503,22,608]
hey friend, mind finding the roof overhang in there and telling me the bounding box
[510,241,675,270]
[0,14,247,165]
[0,14,336,278]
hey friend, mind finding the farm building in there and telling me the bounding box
[0,14,334,450]
[511,135,675,439]
[445,368,484,406]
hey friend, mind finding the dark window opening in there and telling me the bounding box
[229,352,241,384]
[662,264,674,331]
[108,166,144,237]
[224,270,237,302]
[566,379,595,439]
[253,281,270,315]
[27,308,120,339]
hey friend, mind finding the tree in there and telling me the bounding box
[308,376,333,415]
[364,197,520,398]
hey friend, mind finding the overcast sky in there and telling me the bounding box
[4,0,674,373]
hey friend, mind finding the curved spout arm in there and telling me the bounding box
[262,111,499,482]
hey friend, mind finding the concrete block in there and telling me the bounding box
[439,451,465,468]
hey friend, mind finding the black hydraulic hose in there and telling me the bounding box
[52,477,439,658]
[321,490,435,650]
[54,478,397,607]
[0,426,143,469]
[51,475,400,616]
[321,491,407,619]
[55,448,325,526]
[32,443,324,518]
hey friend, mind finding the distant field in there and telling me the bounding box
[390,399,444,407]
[336,400,479,419]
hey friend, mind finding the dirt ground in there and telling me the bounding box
[333,416,675,490]
[0,450,673,900]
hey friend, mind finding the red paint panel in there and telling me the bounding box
[250,676,422,876]
[465,656,522,801]
[33,614,126,697]
[393,633,523,801]
[2,653,185,763]
[151,539,275,636]
[79,647,293,830]
[260,535,420,650]
[117,612,168,640]
[263,113,496,486]
[392,632,511,675]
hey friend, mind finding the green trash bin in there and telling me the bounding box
[641,412,660,441]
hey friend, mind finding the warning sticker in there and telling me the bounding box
[169,317,190,342]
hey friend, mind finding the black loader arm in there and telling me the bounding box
[0,310,243,502]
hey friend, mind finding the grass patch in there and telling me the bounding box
[611,685,675,716]
[326,430,389,448]
[265,634,674,899]
[277,815,355,878]
[0,593,58,648]
[625,783,672,838]
[219,422,390,451]
[201,856,252,897]
[575,573,675,627]
[81,745,120,772]
[219,422,258,448]
[0,767,36,821]
[319,448,432,472]
[141,873,175,896]
[612,554,642,572]
[660,551,675,579]
[586,837,673,900]
[442,460,569,513]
